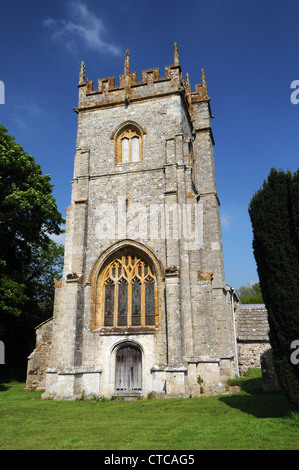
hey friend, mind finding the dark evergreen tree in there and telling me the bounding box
[249,168,299,408]
[0,125,64,367]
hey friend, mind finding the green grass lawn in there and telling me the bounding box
[0,370,298,450]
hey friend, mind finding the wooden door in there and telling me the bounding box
[115,346,142,393]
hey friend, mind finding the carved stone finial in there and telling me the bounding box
[185,73,195,122]
[201,68,207,89]
[79,61,86,83]
[185,73,191,92]
[199,69,209,100]
[174,42,180,65]
[123,49,132,104]
[124,49,130,75]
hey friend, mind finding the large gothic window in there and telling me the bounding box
[98,254,158,328]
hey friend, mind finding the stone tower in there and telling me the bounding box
[37,44,237,399]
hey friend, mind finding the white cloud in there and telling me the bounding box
[11,114,27,129]
[44,1,121,56]
[15,102,42,117]
[221,210,237,229]
[11,101,42,128]
[221,212,231,229]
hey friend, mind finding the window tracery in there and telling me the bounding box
[97,254,158,329]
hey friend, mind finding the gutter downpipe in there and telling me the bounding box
[231,287,240,377]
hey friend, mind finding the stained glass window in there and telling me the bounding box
[132,280,141,326]
[145,279,155,325]
[118,280,128,326]
[104,280,115,326]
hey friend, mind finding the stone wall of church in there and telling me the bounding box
[25,318,53,390]
[25,303,271,390]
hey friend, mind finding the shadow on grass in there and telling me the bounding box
[221,371,297,418]
[0,383,9,391]
[220,368,297,418]
[219,392,295,419]
[0,365,27,391]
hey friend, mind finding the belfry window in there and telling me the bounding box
[98,254,157,328]
[116,124,142,164]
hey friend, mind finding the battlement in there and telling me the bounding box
[75,44,210,119]
[79,63,182,94]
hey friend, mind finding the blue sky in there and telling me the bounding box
[1,0,298,289]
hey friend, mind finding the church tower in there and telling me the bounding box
[39,45,237,399]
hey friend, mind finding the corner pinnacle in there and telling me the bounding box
[185,73,191,91]
[79,60,86,83]
[174,42,179,65]
[201,68,207,89]
[124,49,130,75]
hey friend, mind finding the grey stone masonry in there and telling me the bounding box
[25,318,53,390]
[26,302,272,386]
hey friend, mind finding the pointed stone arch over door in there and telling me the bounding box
[115,344,142,395]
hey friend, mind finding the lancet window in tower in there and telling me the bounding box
[100,254,157,328]
[116,124,142,164]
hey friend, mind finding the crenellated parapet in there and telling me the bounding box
[75,44,209,126]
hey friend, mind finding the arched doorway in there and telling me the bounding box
[115,344,142,395]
